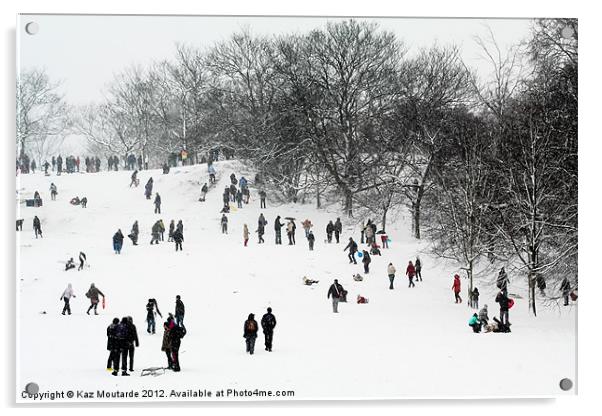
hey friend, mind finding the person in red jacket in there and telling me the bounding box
[452,274,462,303]
[406,261,416,288]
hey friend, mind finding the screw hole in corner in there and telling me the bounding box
[25,22,39,35]
[559,378,573,391]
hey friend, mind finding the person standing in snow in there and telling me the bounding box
[327,279,346,313]
[406,261,416,288]
[243,313,259,355]
[85,283,105,315]
[106,317,120,373]
[60,283,76,315]
[130,170,139,187]
[497,267,509,291]
[114,317,131,376]
[302,219,313,238]
[274,216,284,245]
[144,177,153,200]
[154,193,162,214]
[229,184,237,202]
[200,183,208,202]
[173,227,184,251]
[170,322,186,371]
[168,220,175,242]
[146,298,162,334]
[243,224,249,247]
[560,277,571,306]
[161,316,175,369]
[344,237,358,264]
[495,290,510,326]
[81,197,87,208]
[129,221,139,245]
[415,257,422,281]
[307,230,315,251]
[113,229,124,254]
[362,250,371,274]
[365,223,374,246]
[50,183,58,200]
[259,189,267,209]
[126,317,139,372]
[175,295,185,327]
[78,251,87,271]
[334,218,342,243]
[176,220,184,236]
[33,216,42,239]
[387,263,396,290]
[158,219,166,241]
[287,219,296,245]
[221,214,228,234]
[472,287,480,309]
[326,221,334,243]
[379,230,389,249]
[257,214,267,244]
[261,307,277,352]
[452,274,462,303]
[243,186,250,204]
[236,189,243,208]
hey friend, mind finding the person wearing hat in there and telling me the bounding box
[261,307,277,352]
[327,279,345,313]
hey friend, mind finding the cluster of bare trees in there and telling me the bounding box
[16,19,577,313]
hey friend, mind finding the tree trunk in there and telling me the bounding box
[381,208,388,233]
[413,198,421,239]
[344,190,353,217]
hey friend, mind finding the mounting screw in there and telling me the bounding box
[24,382,39,395]
[559,378,573,391]
[25,22,39,35]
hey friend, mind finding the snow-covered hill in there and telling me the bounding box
[16,161,576,401]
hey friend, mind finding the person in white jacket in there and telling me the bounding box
[387,263,396,290]
[60,283,76,315]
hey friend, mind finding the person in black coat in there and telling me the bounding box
[175,295,185,327]
[362,250,371,274]
[154,193,161,214]
[243,313,259,355]
[33,216,42,239]
[260,307,277,352]
[173,228,184,251]
[307,230,315,251]
[326,221,334,243]
[126,316,139,372]
[144,178,153,200]
[78,252,87,270]
[274,216,284,245]
[113,229,124,254]
[113,317,131,376]
[106,317,120,373]
[334,218,342,243]
[170,324,186,372]
[495,290,510,326]
[560,277,572,306]
[327,279,346,313]
[344,237,358,264]
[129,221,139,245]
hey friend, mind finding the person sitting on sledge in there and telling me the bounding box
[70,196,81,205]
[370,242,382,256]
[65,257,76,271]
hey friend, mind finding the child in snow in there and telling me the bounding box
[468,313,481,333]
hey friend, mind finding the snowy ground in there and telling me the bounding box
[16,161,576,402]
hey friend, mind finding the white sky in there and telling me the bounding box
[17,14,534,105]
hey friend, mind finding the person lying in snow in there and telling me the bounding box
[303,276,319,286]
[65,258,76,271]
[357,295,369,304]
[70,196,81,205]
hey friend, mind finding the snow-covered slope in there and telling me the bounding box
[16,161,576,401]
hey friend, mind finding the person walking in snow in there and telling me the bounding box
[406,261,416,288]
[158,219,166,241]
[415,257,422,281]
[274,216,284,245]
[243,224,249,247]
[60,283,76,315]
[161,316,175,369]
[221,214,228,234]
[259,189,267,209]
[50,183,58,200]
[150,221,161,245]
[236,189,243,208]
[168,220,175,242]
[471,287,480,309]
[334,218,342,243]
[387,263,396,290]
[379,230,389,249]
[154,193,162,214]
[257,214,267,243]
[243,186,250,204]
[130,170,139,187]
[229,184,237,202]
[362,250,371,274]
[176,220,183,235]
[144,177,153,200]
[146,298,162,334]
[560,277,572,306]
[344,237,358,264]
[175,295,185,327]
[173,227,184,251]
[78,251,87,271]
[81,197,87,208]
[327,279,346,313]
[126,317,139,372]
[200,183,208,202]
[243,313,259,355]
[261,307,277,352]
[326,220,334,243]
[452,274,462,303]
[85,283,105,315]
[307,230,315,251]
[129,221,139,245]
[287,219,296,245]
[33,216,42,239]
[113,229,124,254]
